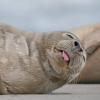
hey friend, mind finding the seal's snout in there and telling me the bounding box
[73,41,83,52]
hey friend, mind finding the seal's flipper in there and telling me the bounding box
[71,24,100,59]
[71,24,100,83]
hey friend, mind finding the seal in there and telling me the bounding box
[0,23,86,94]
[71,24,100,83]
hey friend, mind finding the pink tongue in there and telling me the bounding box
[62,51,69,62]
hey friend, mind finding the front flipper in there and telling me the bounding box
[71,24,100,83]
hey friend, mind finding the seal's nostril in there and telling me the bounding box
[79,48,83,52]
[74,41,79,47]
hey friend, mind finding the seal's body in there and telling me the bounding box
[0,24,86,94]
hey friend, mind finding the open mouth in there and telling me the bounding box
[62,50,70,62]
[55,48,70,63]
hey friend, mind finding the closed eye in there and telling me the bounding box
[67,34,74,39]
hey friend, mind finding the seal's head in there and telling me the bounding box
[45,32,86,83]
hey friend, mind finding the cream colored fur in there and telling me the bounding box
[71,24,100,83]
[0,23,86,94]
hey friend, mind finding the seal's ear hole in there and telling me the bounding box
[67,34,74,39]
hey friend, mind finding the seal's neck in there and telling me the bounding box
[34,33,67,82]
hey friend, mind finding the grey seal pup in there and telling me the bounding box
[71,24,100,83]
[0,23,86,94]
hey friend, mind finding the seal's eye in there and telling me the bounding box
[63,33,74,39]
[67,34,74,39]
[74,41,79,46]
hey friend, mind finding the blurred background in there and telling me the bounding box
[0,0,100,32]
